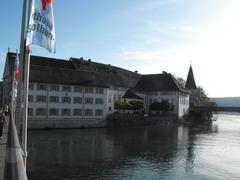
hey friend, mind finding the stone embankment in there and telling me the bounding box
[106,112,178,127]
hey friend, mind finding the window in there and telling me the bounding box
[49,108,59,116]
[85,109,93,116]
[62,97,71,103]
[36,108,46,116]
[36,96,47,102]
[74,97,82,104]
[95,98,103,104]
[85,87,94,93]
[74,86,82,92]
[109,107,112,111]
[73,109,82,116]
[62,86,71,92]
[50,84,59,91]
[36,83,47,90]
[29,83,34,90]
[95,109,103,116]
[108,96,112,103]
[61,109,71,116]
[28,108,33,116]
[28,95,33,102]
[85,97,93,104]
[95,88,104,94]
[49,96,59,103]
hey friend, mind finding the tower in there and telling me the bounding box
[185,65,197,89]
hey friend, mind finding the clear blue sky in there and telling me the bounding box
[1,0,240,97]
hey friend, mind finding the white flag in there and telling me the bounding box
[27,0,56,53]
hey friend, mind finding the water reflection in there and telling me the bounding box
[27,115,239,180]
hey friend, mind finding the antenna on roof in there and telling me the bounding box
[8,47,10,52]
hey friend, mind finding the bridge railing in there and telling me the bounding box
[4,109,28,180]
[191,106,240,113]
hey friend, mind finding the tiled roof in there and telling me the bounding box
[5,52,140,88]
[134,73,189,93]
[4,52,190,94]
[122,89,143,100]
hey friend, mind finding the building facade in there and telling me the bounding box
[3,52,190,128]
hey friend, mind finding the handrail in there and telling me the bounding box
[4,110,28,180]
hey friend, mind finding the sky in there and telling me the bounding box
[1,0,240,97]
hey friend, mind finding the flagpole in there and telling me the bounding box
[16,0,28,136]
[21,0,32,166]
[22,45,30,166]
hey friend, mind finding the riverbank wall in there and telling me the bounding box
[106,112,178,127]
[28,113,179,129]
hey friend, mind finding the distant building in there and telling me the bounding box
[133,72,190,117]
[3,52,190,128]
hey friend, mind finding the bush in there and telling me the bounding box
[129,101,144,112]
[114,100,132,110]
[149,100,170,112]
[149,102,162,111]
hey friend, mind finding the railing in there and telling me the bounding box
[191,106,240,113]
[4,110,28,180]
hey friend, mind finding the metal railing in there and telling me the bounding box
[4,110,28,180]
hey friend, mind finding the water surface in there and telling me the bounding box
[27,114,240,180]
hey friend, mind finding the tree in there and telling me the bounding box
[129,100,144,112]
[174,75,186,89]
[114,100,132,110]
[160,99,170,112]
[149,100,170,113]
[190,86,216,106]
[149,102,162,111]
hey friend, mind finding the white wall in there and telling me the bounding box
[135,90,189,117]
[28,83,108,120]
[106,86,127,114]
[177,92,190,118]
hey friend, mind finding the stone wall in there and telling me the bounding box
[107,112,178,127]
[28,118,107,129]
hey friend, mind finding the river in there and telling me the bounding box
[27,114,240,180]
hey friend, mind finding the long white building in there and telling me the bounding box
[3,52,190,128]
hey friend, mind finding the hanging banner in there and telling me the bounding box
[12,53,19,100]
[27,0,56,53]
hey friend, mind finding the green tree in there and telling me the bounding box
[149,100,170,113]
[114,100,132,110]
[129,100,144,112]
[190,86,216,106]
[175,76,186,89]
[160,99,170,112]
[149,102,162,111]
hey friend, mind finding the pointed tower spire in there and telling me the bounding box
[185,65,197,89]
